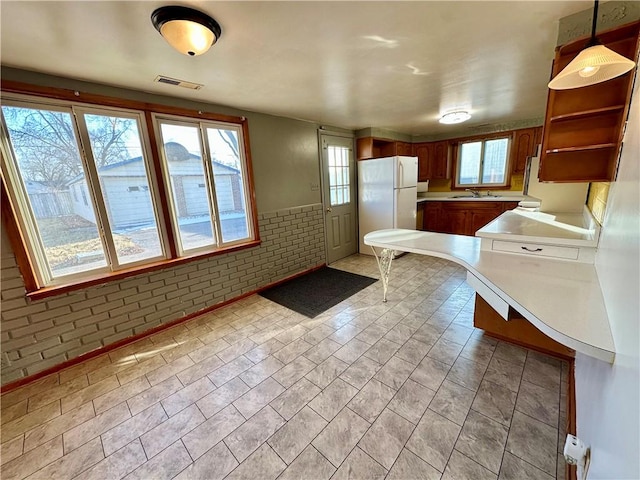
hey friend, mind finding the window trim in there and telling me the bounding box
[452,132,513,190]
[0,80,260,300]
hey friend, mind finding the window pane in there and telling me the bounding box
[159,123,215,251]
[83,113,163,265]
[206,127,249,242]
[482,138,509,184]
[2,105,107,278]
[328,145,350,206]
[458,142,482,185]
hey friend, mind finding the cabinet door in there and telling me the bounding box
[439,204,468,234]
[469,203,503,235]
[511,128,536,174]
[414,143,432,182]
[416,202,425,230]
[422,202,441,232]
[431,141,451,179]
[397,142,413,156]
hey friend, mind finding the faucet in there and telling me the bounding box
[465,188,481,198]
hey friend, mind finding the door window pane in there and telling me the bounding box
[207,127,249,242]
[83,113,163,265]
[2,105,107,278]
[327,145,350,206]
[159,123,215,251]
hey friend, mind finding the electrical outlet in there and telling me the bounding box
[310,182,320,191]
[1,352,12,368]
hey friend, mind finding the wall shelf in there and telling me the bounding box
[546,144,617,154]
[549,105,625,123]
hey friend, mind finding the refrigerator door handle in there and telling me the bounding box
[398,160,404,188]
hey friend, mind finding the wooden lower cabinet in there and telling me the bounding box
[420,201,518,235]
[474,295,574,360]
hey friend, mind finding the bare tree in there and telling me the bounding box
[2,107,133,190]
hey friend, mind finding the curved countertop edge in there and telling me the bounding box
[417,196,526,203]
[364,229,615,363]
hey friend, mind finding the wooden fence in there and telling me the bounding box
[29,191,73,218]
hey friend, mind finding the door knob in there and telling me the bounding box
[326,207,332,212]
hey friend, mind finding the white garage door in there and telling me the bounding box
[183,177,210,217]
[214,175,234,213]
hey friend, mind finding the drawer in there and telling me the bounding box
[492,240,579,260]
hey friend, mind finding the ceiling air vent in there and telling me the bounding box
[154,75,203,90]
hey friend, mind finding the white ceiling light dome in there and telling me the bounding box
[439,111,471,124]
[151,6,222,57]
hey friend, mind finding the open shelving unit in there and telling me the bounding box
[539,20,640,183]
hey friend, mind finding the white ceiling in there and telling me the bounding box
[0,1,592,137]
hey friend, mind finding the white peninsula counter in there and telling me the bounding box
[364,225,614,363]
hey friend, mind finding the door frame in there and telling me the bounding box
[317,129,357,264]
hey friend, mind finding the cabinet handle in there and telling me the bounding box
[521,246,543,252]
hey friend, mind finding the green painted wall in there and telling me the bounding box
[1,67,343,213]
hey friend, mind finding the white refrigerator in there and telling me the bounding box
[358,156,418,255]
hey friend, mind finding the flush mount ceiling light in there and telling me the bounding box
[548,0,636,90]
[151,6,222,57]
[439,111,471,125]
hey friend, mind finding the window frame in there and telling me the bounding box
[0,81,260,300]
[453,134,512,189]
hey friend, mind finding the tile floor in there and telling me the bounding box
[0,253,570,480]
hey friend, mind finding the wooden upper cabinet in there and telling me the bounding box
[511,127,541,174]
[413,142,432,181]
[396,142,413,156]
[539,20,640,182]
[431,141,451,179]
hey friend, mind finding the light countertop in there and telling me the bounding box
[364,229,614,363]
[476,208,600,247]
[417,193,539,203]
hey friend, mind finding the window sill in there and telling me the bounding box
[26,239,261,301]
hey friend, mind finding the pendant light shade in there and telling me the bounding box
[548,0,636,90]
[151,6,222,57]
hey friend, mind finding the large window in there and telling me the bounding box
[455,137,510,188]
[0,92,256,293]
[155,116,252,254]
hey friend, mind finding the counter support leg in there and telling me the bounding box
[372,247,394,302]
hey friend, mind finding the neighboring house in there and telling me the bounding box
[67,142,244,229]
[24,180,73,218]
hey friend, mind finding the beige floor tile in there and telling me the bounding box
[140,403,204,458]
[429,379,476,426]
[224,405,285,462]
[304,355,348,389]
[116,355,167,385]
[160,337,206,364]
[272,355,316,388]
[387,379,435,425]
[272,338,314,364]
[455,410,509,474]
[269,377,321,421]
[406,409,461,472]
[124,440,192,480]
[58,356,113,385]
[348,379,396,423]
[506,411,558,475]
[442,449,497,480]
[161,377,215,416]
[1,376,60,410]
[239,356,285,388]
[93,376,150,414]
[312,407,370,467]
[374,356,415,390]
[207,355,254,387]
[308,378,358,421]
[63,402,131,452]
[176,354,225,386]
[358,408,415,470]
[27,376,88,412]
[181,404,245,460]
[145,354,195,386]
[446,356,487,391]
[217,338,258,364]
[23,402,95,452]
[101,403,167,456]
[233,377,285,419]
[2,401,61,444]
[127,375,182,416]
[499,451,555,480]
[0,435,24,466]
[267,406,326,464]
[61,375,120,413]
[224,443,286,480]
[76,438,147,480]
[88,357,138,385]
[515,380,560,427]
[174,440,238,480]
[196,377,250,418]
[277,445,336,480]
[339,355,381,390]
[0,400,28,426]
[1,436,63,480]
[386,448,441,480]
[471,379,517,427]
[332,447,387,480]
[25,436,104,480]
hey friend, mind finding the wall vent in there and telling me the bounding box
[154,75,203,90]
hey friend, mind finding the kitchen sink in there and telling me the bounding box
[449,194,503,199]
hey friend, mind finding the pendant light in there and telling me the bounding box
[548,0,636,90]
[151,6,222,57]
